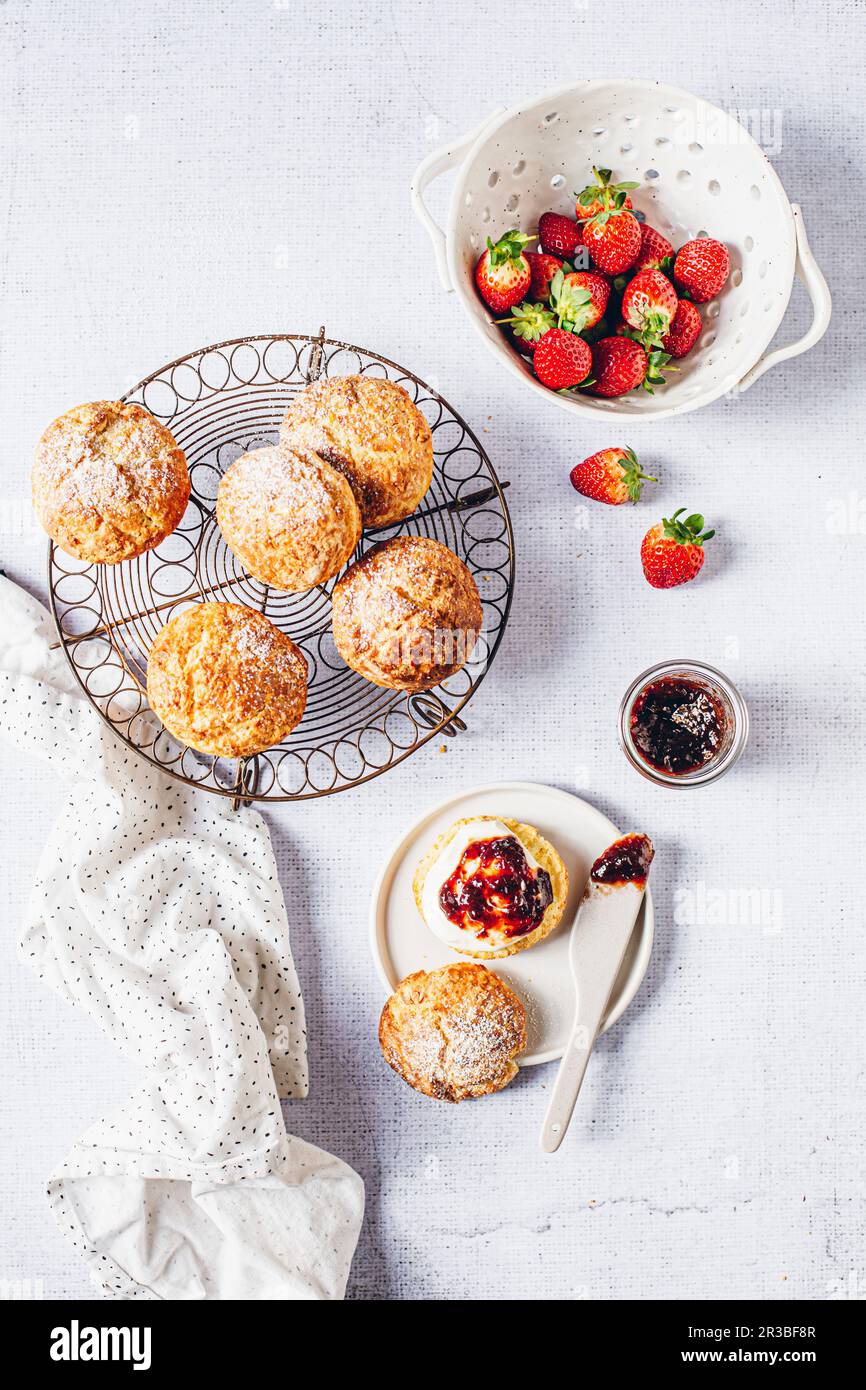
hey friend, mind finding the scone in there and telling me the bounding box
[413,816,568,959]
[216,445,361,591]
[146,602,307,757]
[33,401,190,564]
[379,963,526,1102]
[279,375,433,527]
[331,536,482,692]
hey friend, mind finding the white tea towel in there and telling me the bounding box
[0,575,364,1300]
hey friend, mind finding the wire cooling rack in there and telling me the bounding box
[48,331,514,805]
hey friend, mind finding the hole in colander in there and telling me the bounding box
[735,332,744,344]
[701,332,717,349]
[621,142,634,154]
[645,168,659,180]
[550,173,565,189]
[764,299,774,312]
[482,207,491,222]
[689,142,704,154]
[488,170,499,188]
[677,169,692,183]
[655,135,670,147]
[593,126,607,137]
[513,159,526,176]
[706,301,720,318]
[740,302,750,317]
[624,113,638,124]
[505,193,519,212]
[744,235,755,252]
[708,179,721,195]
[664,104,679,113]
[544,111,559,125]
[750,184,762,200]
[464,192,473,206]
[697,229,709,238]
[732,269,743,286]
[759,261,768,278]
[633,208,646,223]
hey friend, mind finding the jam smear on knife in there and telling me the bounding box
[590,833,654,887]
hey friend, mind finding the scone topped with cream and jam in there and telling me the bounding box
[413,816,568,959]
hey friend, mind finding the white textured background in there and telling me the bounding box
[1,0,864,1302]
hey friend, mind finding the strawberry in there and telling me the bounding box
[589,336,647,396]
[662,299,702,358]
[569,447,658,505]
[496,300,555,352]
[550,269,609,331]
[526,251,563,301]
[533,328,593,390]
[641,509,715,588]
[673,238,730,303]
[590,335,674,396]
[575,167,638,221]
[634,222,674,272]
[475,229,534,313]
[538,211,583,260]
[582,208,641,275]
[621,269,678,347]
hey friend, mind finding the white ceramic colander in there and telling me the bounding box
[411,80,831,420]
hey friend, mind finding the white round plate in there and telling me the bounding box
[369,780,654,1065]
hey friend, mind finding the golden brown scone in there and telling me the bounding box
[279,375,433,527]
[413,816,569,959]
[331,536,482,692]
[146,602,307,757]
[216,445,361,591]
[32,401,190,564]
[378,963,526,1102]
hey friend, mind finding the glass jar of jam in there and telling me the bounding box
[618,660,749,787]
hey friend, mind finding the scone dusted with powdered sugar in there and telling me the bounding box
[379,963,526,1102]
[279,374,433,528]
[147,601,307,757]
[32,400,190,564]
[216,444,361,591]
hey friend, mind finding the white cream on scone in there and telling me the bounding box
[420,817,545,955]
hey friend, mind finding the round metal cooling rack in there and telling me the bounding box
[48,331,514,805]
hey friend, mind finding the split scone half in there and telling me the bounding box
[413,815,568,960]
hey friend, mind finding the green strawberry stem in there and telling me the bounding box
[662,507,715,544]
[487,229,537,267]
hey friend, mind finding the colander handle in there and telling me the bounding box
[737,204,831,392]
[410,109,506,292]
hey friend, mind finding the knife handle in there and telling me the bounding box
[539,1022,597,1153]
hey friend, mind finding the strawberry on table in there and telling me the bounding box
[550,268,610,331]
[569,446,658,505]
[582,207,641,275]
[538,211,583,260]
[575,167,638,221]
[475,229,534,313]
[526,251,564,301]
[662,299,702,358]
[496,300,555,353]
[673,238,730,302]
[641,509,715,589]
[621,268,678,347]
[533,327,593,390]
[634,222,675,272]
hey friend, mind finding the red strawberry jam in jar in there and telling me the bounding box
[618,661,749,787]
